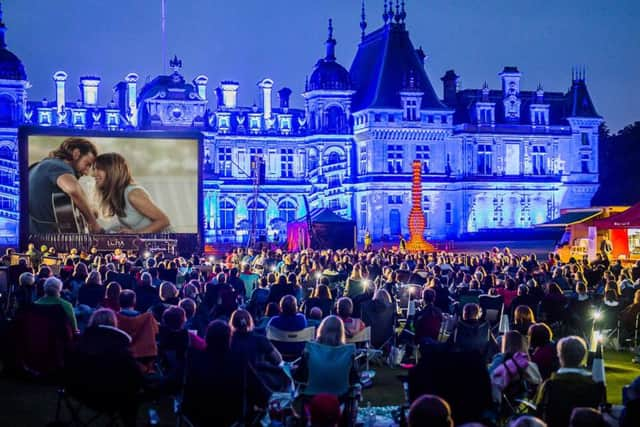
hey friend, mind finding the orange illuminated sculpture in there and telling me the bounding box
[406,160,435,252]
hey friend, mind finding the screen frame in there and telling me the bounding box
[18,126,204,252]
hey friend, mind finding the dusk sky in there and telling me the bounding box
[5,0,639,132]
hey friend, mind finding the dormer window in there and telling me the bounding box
[476,102,495,125]
[217,113,230,132]
[529,104,549,126]
[405,99,418,121]
[72,110,86,128]
[249,114,261,134]
[279,115,292,134]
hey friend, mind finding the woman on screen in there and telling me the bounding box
[93,152,172,234]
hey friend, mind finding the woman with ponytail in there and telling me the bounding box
[229,309,282,365]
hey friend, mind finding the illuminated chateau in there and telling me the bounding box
[0,2,602,245]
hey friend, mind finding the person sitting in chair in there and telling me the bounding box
[65,308,142,427]
[182,320,270,426]
[535,336,605,427]
[295,316,359,399]
[449,303,496,362]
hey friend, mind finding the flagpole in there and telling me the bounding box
[161,0,167,73]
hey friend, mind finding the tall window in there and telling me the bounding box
[478,108,493,124]
[581,133,590,146]
[219,199,235,229]
[248,199,266,229]
[359,145,367,175]
[445,202,452,225]
[280,148,294,178]
[359,198,367,230]
[250,148,263,178]
[581,153,590,173]
[533,110,545,125]
[279,200,296,223]
[477,144,493,175]
[423,196,431,229]
[416,145,430,173]
[218,147,232,177]
[387,145,403,173]
[405,99,417,121]
[532,146,546,175]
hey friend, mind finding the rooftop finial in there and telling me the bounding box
[325,18,336,61]
[169,55,182,72]
[360,0,367,40]
[383,0,389,24]
[0,1,7,49]
[394,0,401,23]
[388,0,395,22]
[400,0,407,23]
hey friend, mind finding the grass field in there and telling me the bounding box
[1,350,637,426]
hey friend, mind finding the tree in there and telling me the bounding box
[593,121,640,205]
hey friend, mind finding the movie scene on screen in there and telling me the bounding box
[26,134,198,235]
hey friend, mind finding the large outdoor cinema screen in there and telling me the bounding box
[24,132,199,236]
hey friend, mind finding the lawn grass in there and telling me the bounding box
[0,349,637,426]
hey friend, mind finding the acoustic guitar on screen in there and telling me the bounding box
[52,192,89,233]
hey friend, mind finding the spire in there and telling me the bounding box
[0,1,7,48]
[382,0,389,24]
[169,55,182,72]
[388,0,395,22]
[399,0,407,23]
[325,18,336,61]
[360,0,367,41]
[394,0,401,23]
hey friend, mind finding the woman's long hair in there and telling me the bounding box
[317,315,346,346]
[94,153,133,217]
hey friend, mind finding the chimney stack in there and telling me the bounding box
[258,78,274,119]
[53,71,68,114]
[125,73,138,126]
[441,69,459,106]
[220,81,239,109]
[193,75,208,100]
[278,87,292,110]
[79,76,101,106]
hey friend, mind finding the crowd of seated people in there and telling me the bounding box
[2,244,640,426]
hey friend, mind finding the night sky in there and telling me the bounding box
[6,0,640,132]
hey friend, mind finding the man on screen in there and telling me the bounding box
[29,137,102,234]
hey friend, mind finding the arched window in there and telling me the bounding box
[308,148,319,171]
[326,105,344,134]
[279,200,297,223]
[248,198,267,229]
[327,151,341,165]
[219,199,235,230]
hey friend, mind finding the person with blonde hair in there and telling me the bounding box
[93,152,171,233]
[295,316,359,398]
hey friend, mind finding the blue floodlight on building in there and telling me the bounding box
[0,4,602,246]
